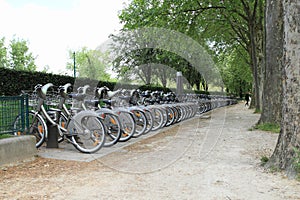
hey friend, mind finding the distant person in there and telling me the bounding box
[245,92,250,107]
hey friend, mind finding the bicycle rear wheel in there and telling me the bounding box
[150,106,164,131]
[143,108,154,134]
[13,111,47,148]
[58,112,68,143]
[68,114,106,153]
[165,106,176,127]
[100,112,122,147]
[131,109,147,138]
[116,110,136,142]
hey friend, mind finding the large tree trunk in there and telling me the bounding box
[259,0,283,124]
[267,0,300,178]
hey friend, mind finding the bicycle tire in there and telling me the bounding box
[131,108,147,138]
[68,114,106,153]
[165,106,176,127]
[150,106,164,131]
[143,108,154,134]
[13,111,47,148]
[58,112,68,143]
[99,112,122,147]
[116,110,136,142]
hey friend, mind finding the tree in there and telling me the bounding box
[66,47,111,81]
[118,0,265,108]
[9,37,36,71]
[0,37,8,68]
[218,47,252,96]
[259,0,283,124]
[267,0,300,177]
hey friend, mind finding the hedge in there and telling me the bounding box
[0,68,190,96]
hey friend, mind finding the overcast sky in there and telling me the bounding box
[0,0,128,74]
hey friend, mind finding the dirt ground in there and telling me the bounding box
[1,103,300,200]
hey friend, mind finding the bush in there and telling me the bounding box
[0,68,212,96]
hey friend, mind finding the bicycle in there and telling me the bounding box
[106,88,148,138]
[13,83,106,153]
[95,87,137,142]
[69,84,123,147]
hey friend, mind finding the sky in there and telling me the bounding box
[0,0,128,74]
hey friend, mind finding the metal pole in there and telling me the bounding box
[73,52,76,78]
[176,71,183,96]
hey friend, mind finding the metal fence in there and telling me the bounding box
[0,95,29,135]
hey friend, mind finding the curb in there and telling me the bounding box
[0,135,37,166]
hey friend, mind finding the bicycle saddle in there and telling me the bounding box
[107,89,122,98]
[68,93,86,101]
[34,83,53,100]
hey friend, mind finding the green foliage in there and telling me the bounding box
[117,0,265,95]
[217,47,252,96]
[254,109,262,114]
[0,36,37,71]
[0,68,204,96]
[112,46,205,89]
[66,47,111,81]
[9,37,37,71]
[0,68,74,96]
[293,148,300,180]
[0,134,13,139]
[260,156,269,166]
[116,0,220,90]
[254,123,280,133]
[0,37,8,68]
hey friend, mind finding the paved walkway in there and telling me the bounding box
[37,109,205,162]
[3,103,300,200]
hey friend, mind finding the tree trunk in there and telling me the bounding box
[259,0,283,124]
[267,0,300,178]
[249,24,261,111]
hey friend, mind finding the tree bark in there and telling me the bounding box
[259,0,283,124]
[267,0,300,178]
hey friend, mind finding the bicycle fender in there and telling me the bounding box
[72,110,99,123]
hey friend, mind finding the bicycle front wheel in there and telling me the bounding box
[69,115,106,153]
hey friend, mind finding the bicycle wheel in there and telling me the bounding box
[149,106,164,131]
[13,111,47,148]
[165,106,176,127]
[131,109,147,138]
[68,114,106,153]
[58,112,68,143]
[159,105,169,128]
[116,110,136,142]
[143,108,154,134]
[99,112,122,147]
[170,106,179,124]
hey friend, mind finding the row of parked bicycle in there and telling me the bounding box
[12,83,237,154]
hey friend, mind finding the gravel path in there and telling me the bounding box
[1,103,300,200]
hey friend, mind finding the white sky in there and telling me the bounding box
[0,0,128,74]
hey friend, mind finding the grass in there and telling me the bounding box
[293,148,300,180]
[0,134,14,139]
[0,96,30,135]
[260,156,269,166]
[254,108,261,114]
[252,123,280,133]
